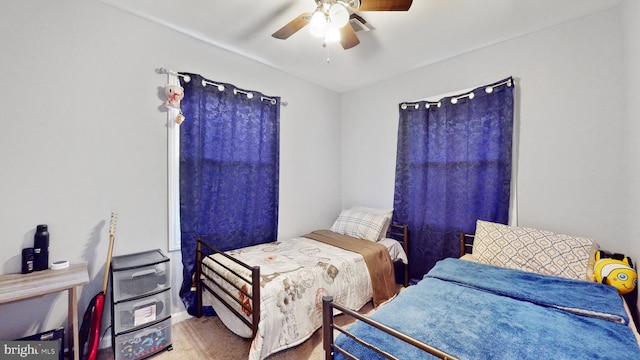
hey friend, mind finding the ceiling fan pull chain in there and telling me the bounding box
[326,43,331,63]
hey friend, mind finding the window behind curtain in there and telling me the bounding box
[393,77,514,282]
[177,72,280,315]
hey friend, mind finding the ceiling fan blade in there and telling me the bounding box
[340,23,360,50]
[272,12,312,39]
[357,0,413,11]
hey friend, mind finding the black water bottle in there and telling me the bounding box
[33,224,49,271]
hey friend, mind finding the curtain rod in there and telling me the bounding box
[156,67,288,107]
[401,77,513,110]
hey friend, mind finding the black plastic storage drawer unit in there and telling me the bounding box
[110,249,172,360]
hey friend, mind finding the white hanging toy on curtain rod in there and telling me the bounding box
[165,84,185,124]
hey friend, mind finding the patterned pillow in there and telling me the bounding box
[330,209,389,242]
[472,220,598,280]
[350,206,393,241]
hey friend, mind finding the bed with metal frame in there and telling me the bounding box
[195,223,409,359]
[322,226,640,359]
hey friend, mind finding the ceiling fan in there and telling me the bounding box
[272,0,413,50]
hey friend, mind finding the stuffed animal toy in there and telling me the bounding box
[594,250,637,295]
[165,84,184,109]
[164,84,185,124]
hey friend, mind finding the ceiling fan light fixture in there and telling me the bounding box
[345,0,361,9]
[309,11,327,37]
[272,0,412,49]
[328,3,349,28]
[325,26,341,43]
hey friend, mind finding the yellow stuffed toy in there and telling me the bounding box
[594,251,637,295]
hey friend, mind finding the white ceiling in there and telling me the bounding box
[99,0,619,93]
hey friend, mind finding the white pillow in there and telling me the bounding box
[350,206,393,241]
[473,220,597,280]
[330,209,389,242]
[378,238,408,264]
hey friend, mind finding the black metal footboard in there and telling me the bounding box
[195,237,261,337]
[322,296,457,360]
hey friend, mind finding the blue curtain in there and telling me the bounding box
[177,73,280,315]
[393,77,514,282]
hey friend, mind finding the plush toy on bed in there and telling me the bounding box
[164,84,185,124]
[594,250,637,295]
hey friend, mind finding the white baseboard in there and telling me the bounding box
[170,310,192,324]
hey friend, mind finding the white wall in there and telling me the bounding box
[621,1,640,266]
[0,0,341,342]
[341,8,629,252]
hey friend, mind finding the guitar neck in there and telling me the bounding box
[101,233,115,293]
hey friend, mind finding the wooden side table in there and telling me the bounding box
[0,263,89,360]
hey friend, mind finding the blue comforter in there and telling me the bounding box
[334,258,640,359]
